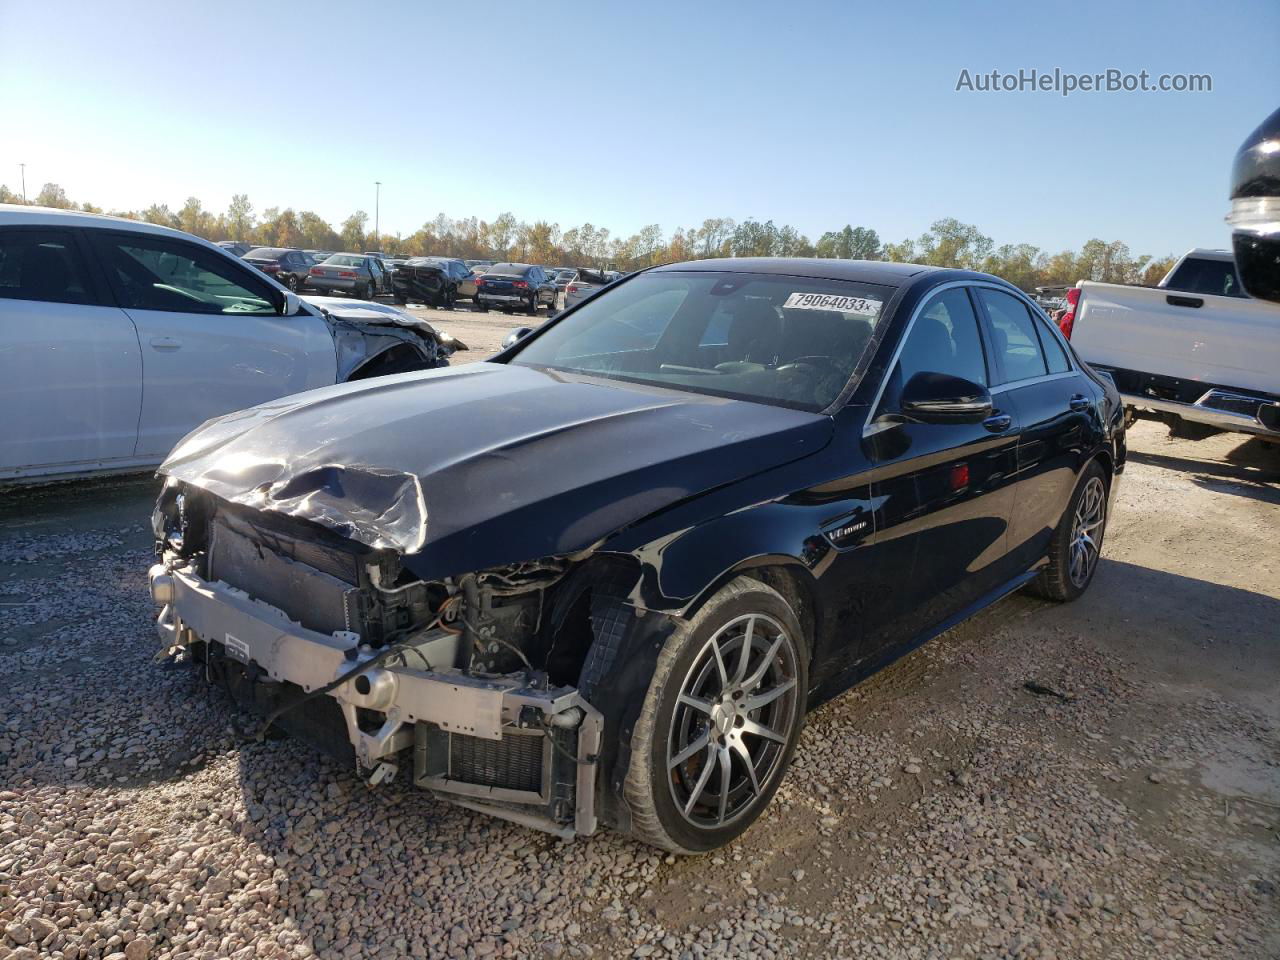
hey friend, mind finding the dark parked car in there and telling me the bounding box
[243,247,313,291]
[149,258,1124,853]
[473,262,557,314]
[392,256,478,308]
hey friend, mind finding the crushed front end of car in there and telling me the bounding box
[147,481,633,838]
[303,296,467,378]
[144,358,835,840]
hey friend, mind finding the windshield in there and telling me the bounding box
[510,271,893,411]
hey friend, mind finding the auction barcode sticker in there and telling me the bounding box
[783,292,882,315]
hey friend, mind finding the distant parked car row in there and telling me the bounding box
[214,240,629,315]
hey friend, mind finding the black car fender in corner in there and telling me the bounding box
[577,590,683,835]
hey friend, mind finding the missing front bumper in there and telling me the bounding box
[150,565,602,837]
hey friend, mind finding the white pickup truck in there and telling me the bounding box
[1061,248,1280,442]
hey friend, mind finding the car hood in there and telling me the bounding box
[158,363,833,579]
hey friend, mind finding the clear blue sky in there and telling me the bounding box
[2,0,1276,257]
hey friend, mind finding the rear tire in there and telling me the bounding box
[622,577,808,853]
[1027,460,1109,602]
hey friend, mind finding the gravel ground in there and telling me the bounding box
[404,300,548,361]
[1,420,1277,960]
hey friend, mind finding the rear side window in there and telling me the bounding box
[977,288,1047,384]
[0,230,95,305]
[89,232,277,315]
[1164,257,1246,298]
[1035,314,1071,374]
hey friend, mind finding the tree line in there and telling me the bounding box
[1,182,1178,291]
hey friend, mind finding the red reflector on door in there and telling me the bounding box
[950,464,969,490]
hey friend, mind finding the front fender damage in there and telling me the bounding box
[307,297,467,380]
[150,479,675,838]
[329,318,444,381]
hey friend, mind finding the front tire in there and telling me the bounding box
[622,577,808,853]
[1027,461,1109,602]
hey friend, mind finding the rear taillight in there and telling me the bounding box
[566,283,583,294]
[339,270,356,278]
[262,263,280,273]
[1059,287,1081,339]
[512,280,529,289]
[309,267,321,275]
[475,277,486,286]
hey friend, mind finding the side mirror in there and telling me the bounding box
[279,290,301,316]
[1229,106,1280,303]
[899,372,992,424]
[503,326,534,349]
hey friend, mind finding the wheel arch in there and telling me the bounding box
[345,342,433,381]
[677,556,823,668]
[1087,446,1116,484]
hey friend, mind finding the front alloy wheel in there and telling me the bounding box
[623,577,808,853]
[667,613,800,830]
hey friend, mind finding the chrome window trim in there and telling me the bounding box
[862,279,1081,437]
[990,370,1078,394]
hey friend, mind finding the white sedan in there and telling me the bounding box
[0,206,462,483]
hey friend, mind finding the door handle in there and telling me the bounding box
[1069,394,1091,411]
[1166,295,1203,308]
[982,413,1013,433]
[149,337,182,350]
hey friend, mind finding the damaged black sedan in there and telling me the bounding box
[149,258,1125,852]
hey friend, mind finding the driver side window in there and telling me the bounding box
[90,233,278,315]
[882,287,987,413]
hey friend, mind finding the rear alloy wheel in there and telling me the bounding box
[286,275,300,292]
[1027,461,1109,601]
[623,577,807,853]
[526,295,539,316]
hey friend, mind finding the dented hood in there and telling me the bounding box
[159,363,833,579]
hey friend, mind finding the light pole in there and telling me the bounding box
[374,181,381,246]
[19,163,26,203]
